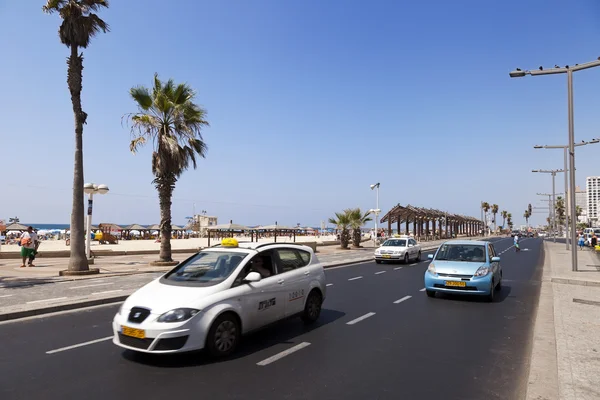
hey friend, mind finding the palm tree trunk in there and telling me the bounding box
[67,44,89,272]
[157,176,174,262]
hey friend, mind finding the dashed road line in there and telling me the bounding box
[257,342,311,366]
[27,297,67,304]
[394,295,412,304]
[326,283,334,287]
[394,266,403,270]
[348,276,363,281]
[375,271,386,275]
[69,283,113,290]
[346,312,376,325]
[419,288,426,292]
[409,263,417,266]
[46,336,113,354]
[92,290,123,295]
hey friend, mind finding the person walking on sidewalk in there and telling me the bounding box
[19,226,38,268]
[591,234,598,249]
[578,234,585,250]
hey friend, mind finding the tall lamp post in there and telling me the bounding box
[510,58,600,271]
[533,139,600,250]
[532,170,564,242]
[370,182,381,243]
[83,183,109,262]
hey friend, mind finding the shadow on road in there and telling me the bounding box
[121,308,346,368]
[435,285,512,303]
[0,275,59,289]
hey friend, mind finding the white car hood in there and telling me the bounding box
[123,278,223,315]
[377,246,407,252]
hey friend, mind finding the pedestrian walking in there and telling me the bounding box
[591,234,598,248]
[19,226,38,267]
[514,233,520,252]
[578,234,585,250]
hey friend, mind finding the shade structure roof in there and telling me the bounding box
[207,223,251,231]
[171,225,184,230]
[124,224,148,230]
[147,224,160,230]
[380,204,482,225]
[4,223,29,231]
[255,224,299,231]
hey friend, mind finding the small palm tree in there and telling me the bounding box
[329,212,351,249]
[347,208,373,247]
[524,210,531,227]
[126,74,209,263]
[43,0,109,272]
[507,213,513,230]
[491,204,499,231]
[501,210,508,230]
[555,197,566,228]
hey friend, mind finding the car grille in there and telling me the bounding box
[128,307,151,323]
[438,273,473,279]
[118,333,153,350]
[154,336,189,351]
[433,284,478,291]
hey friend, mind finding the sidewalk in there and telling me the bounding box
[526,241,600,400]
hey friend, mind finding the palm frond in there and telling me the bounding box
[42,0,66,13]
[130,86,153,110]
[81,0,110,12]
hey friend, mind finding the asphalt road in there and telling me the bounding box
[0,237,543,400]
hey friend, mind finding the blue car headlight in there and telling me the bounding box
[474,266,490,277]
[427,263,437,276]
[157,308,200,323]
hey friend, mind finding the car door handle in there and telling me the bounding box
[277,279,284,284]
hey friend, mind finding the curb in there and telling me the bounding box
[550,277,600,287]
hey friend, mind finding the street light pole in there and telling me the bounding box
[533,139,599,250]
[511,58,600,271]
[83,183,109,262]
[370,183,381,244]
[533,168,564,242]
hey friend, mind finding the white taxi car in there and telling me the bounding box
[374,236,422,264]
[112,239,326,357]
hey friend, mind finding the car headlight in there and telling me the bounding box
[427,263,437,275]
[157,308,200,323]
[394,250,403,254]
[375,250,380,255]
[474,266,490,277]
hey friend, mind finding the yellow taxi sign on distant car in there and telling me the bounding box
[221,238,239,248]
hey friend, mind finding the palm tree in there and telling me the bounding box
[126,74,209,263]
[528,203,532,217]
[523,210,531,228]
[43,0,109,272]
[328,212,351,249]
[481,202,490,232]
[491,204,499,231]
[501,210,508,230]
[507,213,513,230]
[347,208,373,247]
[555,197,566,230]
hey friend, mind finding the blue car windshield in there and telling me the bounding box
[435,244,486,262]
[163,251,247,285]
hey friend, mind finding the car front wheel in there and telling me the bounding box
[206,313,240,358]
[301,290,323,324]
[416,251,421,262]
[375,260,382,264]
[486,281,495,302]
[403,253,409,264]
[426,290,436,298]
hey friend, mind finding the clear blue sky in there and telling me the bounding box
[1,0,600,228]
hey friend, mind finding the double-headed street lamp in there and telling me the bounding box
[370,183,381,243]
[83,183,109,262]
[533,139,600,250]
[532,170,564,242]
[510,58,600,271]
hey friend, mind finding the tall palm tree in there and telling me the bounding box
[328,211,351,249]
[501,210,508,230]
[347,208,373,247]
[507,213,513,230]
[523,210,531,228]
[491,204,499,231]
[481,202,490,231]
[555,196,566,226]
[126,74,209,263]
[43,0,109,272]
[528,203,532,217]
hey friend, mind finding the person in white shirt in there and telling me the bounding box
[20,226,39,268]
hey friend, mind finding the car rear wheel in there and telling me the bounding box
[426,290,436,298]
[403,253,409,264]
[206,313,240,358]
[301,290,323,324]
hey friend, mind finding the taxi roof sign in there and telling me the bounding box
[221,238,239,248]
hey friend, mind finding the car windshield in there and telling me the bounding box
[435,244,486,262]
[382,239,406,247]
[163,251,247,285]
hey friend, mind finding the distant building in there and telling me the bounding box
[193,214,218,237]
[586,177,600,226]
[566,185,588,223]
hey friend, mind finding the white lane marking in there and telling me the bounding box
[326,283,334,287]
[46,336,113,354]
[325,260,373,270]
[420,288,426,292]
[27,297,67,304]
[0,294,14,298]
[92,289,123,295]
[348,276,363,281]
[69,283,113,290]
[409,263,417,266]
[394,267,403,270]
[394,295,412,304]
[347,312,376,325]
[256,342,311,366]
[375,271,386,275]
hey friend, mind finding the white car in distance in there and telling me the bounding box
[374,236,422,264]
[112,239,326,357]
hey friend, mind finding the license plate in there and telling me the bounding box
[382,255,391,259]
[445,281,466,287]
[122,325,145,339]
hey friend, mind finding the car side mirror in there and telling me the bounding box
[408,244,414,247]
[491,257,500,262]
[428,254,434,259]
[243,271,262,283]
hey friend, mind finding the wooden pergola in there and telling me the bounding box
[380,204,483,241]
[206,223,252,246]
[254,225,300,243]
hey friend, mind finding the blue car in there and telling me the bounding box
[424,240,502,302]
